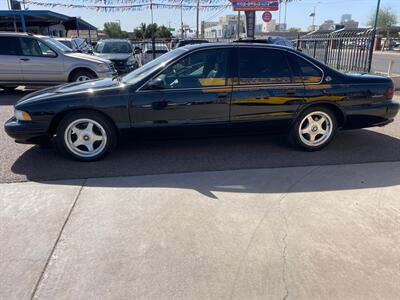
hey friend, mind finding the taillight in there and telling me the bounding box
[386,87,394,100]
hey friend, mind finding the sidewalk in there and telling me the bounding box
[1,162,400,300]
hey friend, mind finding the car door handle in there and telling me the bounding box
[20,58,30,61]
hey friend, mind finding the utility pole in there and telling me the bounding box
[196,0,200,38]
[283,0,287,31]
[367,0,381,72]
[278,1,281,30]
[310,6,316,30]
[236,11,240,39]
[181,0,184,39]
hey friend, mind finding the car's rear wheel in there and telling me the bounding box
[70,70,96,82]
[56,111,117,161]
[290,107,337,151]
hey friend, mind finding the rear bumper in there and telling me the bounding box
[4,117,51,144]
[343,100,400,129]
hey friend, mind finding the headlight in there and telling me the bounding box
[15,109,32,121]
[97,63,110,72]
[127,56,137,66]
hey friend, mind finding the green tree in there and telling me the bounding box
[288,27,301,33]
[144,23,158,39]
[103,22,128,38]
[156,25,172,38]
[367,6,398,49]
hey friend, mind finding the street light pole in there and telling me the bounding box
[367,0,381,72]
[181,0,184,39]
[196,0,200,38]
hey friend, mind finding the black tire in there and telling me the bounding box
[69,70,97,82]
[56,111,117,161]
[1,86,17,92]
[290,106,337,151]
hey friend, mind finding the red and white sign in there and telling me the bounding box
[262,11,272,22]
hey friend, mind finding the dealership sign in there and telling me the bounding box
[231,0,279,11]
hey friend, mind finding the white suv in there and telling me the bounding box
[0,32,116,91]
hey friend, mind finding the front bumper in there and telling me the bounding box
[343,100,400,129]
[4,117,51,144]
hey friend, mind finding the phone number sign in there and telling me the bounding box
[231,0,279,11]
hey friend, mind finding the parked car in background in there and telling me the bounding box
[5,43,398,161]
[172,39,209,49]
[55,37,93,54]
[0,32,116,91]
[93,39,138,74]
[234,36,295,48]
[136,43,169,66]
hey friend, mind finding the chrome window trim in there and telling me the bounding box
[136,85,232,94]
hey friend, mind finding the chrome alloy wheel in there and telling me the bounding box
[75,75,91,82]
[298,111,333,147]
[64,118,107,158]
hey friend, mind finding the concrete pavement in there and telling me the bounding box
[1,162,400,300]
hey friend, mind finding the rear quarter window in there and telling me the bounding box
[287,52,323,83]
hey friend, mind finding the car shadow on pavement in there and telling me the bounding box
[10,128,400,194]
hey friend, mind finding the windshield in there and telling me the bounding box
[58,40,73,48]
[122,48,187,85]
[43,37,73,53]
[95,41,132,54]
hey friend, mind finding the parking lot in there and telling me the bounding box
[1,89,400,183]
[2,80,400,300]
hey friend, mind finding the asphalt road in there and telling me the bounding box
[1,90,400,184]
[372,51,400,74]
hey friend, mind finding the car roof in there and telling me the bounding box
[0,31,32,36]
[182,42,295,51]
[99,39,130,43]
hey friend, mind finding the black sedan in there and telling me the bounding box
[5,43,399,161]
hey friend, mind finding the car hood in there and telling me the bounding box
[16,78,120,106]
[64,52,111,64]
[94,53,132,61]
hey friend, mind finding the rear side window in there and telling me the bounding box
[287,53,323,83]
[0,36,22,55]
[238,48,291,85]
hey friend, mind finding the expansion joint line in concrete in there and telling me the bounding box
[30,179,87,300]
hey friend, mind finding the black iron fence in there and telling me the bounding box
[296,29,375,73]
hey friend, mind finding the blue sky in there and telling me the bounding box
[1,0,399,31]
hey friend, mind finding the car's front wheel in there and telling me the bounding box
[290,107,337,151]
[70,70,97,82]
[56,111,117,161]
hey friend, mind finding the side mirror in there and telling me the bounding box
[45,50,57,57]
[146,78,165,90]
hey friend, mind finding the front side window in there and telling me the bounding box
[287,53,323,83]
[238,48,291,85]
[0,36,22,55]
[20,38,54,57]
[151,48,230,89]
